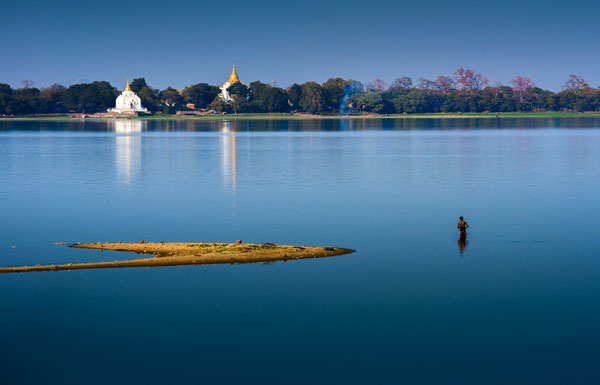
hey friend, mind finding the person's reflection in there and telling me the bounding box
[457,216,469,254]
[457,238,469,254]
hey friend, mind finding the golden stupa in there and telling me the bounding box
[227,64,240,83]
[124,78,131,91]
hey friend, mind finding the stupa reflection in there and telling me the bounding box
[220,120,237,192]
[114,119,145,186]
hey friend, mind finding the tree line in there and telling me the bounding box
[1,70,600,115]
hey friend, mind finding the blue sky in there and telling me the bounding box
[2,0,599,90]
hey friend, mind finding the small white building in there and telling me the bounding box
[219,65,243,102]
[108,79,148,114]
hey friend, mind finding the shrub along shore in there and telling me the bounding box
[2,72,600,117]
[2,111,600,121]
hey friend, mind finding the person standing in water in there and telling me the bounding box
[457,216,469,240]
[457,216,469,254]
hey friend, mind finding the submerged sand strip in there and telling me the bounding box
[0,242,354,274]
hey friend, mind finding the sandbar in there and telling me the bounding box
[0,242,354,274]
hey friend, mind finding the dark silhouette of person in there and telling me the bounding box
[457,216,470,254]
[457,216,469,240]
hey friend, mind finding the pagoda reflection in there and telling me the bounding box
[114,119,145,186]
[220,120,237,193]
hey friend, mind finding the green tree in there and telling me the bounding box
[353,92,385,113]
[248,81,289,113]
[209,96,230,113]
[137,86,159,112]
[62,81,118,113]
[182,83,220,109]
[10,87,52,114]
[227,82,249,113]
[321,78,350,112]
[592,91,600,111]
[262,87,289,112]
[299,82,327,114]
[129,78,148,93]
[0,83,12,114]
[287,84,302,109]
[159,87,183,107]
[322,78,363,113]
[40,84,66,112]
[248,81,269,112]
[393,90,426,113]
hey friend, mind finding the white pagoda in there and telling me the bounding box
[219,65,243,102]
[108,79,148,114]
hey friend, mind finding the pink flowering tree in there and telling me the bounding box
[510,76,535,94]
[453,68,489,92]
[510,76,536,108]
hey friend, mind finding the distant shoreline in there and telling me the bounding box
[2,112,600,121]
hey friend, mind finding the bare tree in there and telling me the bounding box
[21,80,35,89]
[562,74,589,91]
[487,82,504,100]
[417,78,436,91]
[366,78,388,92]
[434,76,456,93]
[389,77,412,92]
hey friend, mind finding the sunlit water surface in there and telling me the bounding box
[1,118,599,384]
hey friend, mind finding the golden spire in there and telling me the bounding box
[227,64,240,83]
[125,78,131,91]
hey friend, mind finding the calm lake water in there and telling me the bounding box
[1,118,599,384]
